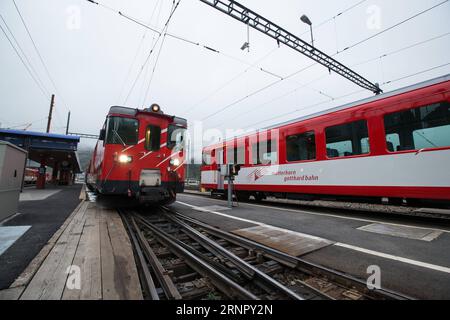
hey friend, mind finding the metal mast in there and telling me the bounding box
[199,0,382,94]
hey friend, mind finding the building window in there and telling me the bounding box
[384,101,450,152]
[286,131,316,162]
[252,140,278,165]
[145,125,161,151]
[326,120,370,158]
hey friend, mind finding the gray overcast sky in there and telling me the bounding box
[1,0,449,157]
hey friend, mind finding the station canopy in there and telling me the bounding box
[0,129,81,173]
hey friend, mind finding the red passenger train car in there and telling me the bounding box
[87,105,187,204]
[201,75,450,206]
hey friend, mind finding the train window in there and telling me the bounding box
[384,101,450,152]
[286,131,316,162]
[386,134,400,152]
[226,146,245,164]
[217,148,224,165]
[106,117,139,145]
[202,151,212,165]
[252,140,278,165]
[145,125,161,151]
[325,120,370,158]
[167,125,187,150]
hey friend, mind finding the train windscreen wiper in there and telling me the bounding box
[112,129,126,148]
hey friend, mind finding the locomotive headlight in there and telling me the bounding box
[170,158,181,167]
[118,154,132,163]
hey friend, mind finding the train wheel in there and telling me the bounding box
[237,192,250,202]
[161,190,176,206]
[254,192,265,202]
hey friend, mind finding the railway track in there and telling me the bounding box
[119,206,414,300]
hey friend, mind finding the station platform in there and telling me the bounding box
[0,185,83,291]
[172,192,450,299]
[2,186,449,300]
[0,185,142,300]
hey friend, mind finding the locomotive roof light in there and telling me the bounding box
[150,104,161,113]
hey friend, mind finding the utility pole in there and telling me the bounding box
[46,94,55,133]
[66,111,71,135]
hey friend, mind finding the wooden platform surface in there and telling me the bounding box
[16,201,142,300]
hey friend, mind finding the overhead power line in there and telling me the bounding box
[339,0,449,54]
[300,0,368,37]
[242,62,450,131]
[123,0,182,105]
[199,0,449,124]
[116,0,162,103]
[215,31,450,130]
[84,0,287,102]
[200,0,382,95]
[0,20,48,99]
[12,0,70,113]
[142,0,183,105]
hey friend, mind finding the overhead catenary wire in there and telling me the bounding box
[184,47,280,117]
[241,62,450,131]
[0,21,48,99]
[122,0,182,105]
[299,0,368,37]
[199,0,449,124]
[215,31,450,130]
[141,0,184,104]
[338,0,450,54]
[0,14,50,97]
[83,0,285,104]
[12,0,70,114]
[116,0,163,103]
[187,0,370,118]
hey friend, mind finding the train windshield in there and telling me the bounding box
[106,117,139,146]
[167,125,187,151]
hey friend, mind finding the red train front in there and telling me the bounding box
[87,105,187,204]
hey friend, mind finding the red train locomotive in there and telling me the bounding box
[87,105,187,204]
[201,74,450,206]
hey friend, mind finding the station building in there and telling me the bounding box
[0,129,81,188]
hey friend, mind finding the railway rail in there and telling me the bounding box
[119,206,414,300]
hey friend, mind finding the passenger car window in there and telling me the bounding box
[145,125,161,151]
[286,131,316,162]
[384,101,450,152]
[202,151,212,165]
[325,120,370,158]
[252,140,277,165]
[226,146,245,165]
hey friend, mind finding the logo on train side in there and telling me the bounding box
[248,168,269,181]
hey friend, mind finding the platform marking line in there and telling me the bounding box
[0,212,23,226]
[179,193,450,234]
[176,201,329,242]
[176,200,450,274]
[357,223,443,242]
[334,243,450,274]
[0,226,31,256]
